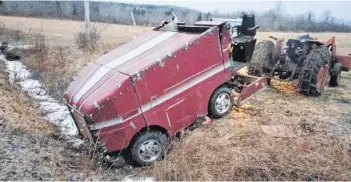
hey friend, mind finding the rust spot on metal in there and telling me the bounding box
[136,72,142,80]
[184,44,188,50]
[93,102,101,110]
[130,122,136,129]
[157,58,165,67]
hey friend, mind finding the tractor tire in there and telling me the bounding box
[130,131,169,166]
[298,47,332,96]
[248,40,275,76]
[208,86,233,118]
[329,63,342,87]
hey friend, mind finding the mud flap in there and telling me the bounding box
[235,74,268,106]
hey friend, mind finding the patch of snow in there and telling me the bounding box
[7,44,34,50]
[1,55,78,136]
[123,176,156,182]
[71,138,86,148]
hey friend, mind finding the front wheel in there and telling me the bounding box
[208,86,233,118]
[130,131,168,166]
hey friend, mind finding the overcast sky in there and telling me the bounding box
[115,0,351,21]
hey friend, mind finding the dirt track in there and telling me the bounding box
[0,15,351,180]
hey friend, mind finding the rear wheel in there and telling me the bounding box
[329,63,342,87]
[209,86,233,118]
[130,131,168,166]
[248,40,275,75]
[298,47,332,96]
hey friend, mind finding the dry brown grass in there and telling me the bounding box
[0,16,150,100]
[151,72,351,180]
[0,15,150,46]
[1,15,351,180]
[0,21,27,42]
[75,24,102,52]
[0,60,56,136]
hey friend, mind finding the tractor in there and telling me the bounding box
[248,34,343,96]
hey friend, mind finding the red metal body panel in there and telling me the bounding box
[118,33,200,75]
[324,36,336,56]
[94,31,162,65]
[89,76,141,123]
[220,24,234,75]
[236,75,268,105]
[75,68,119,111]
[65,61,99,103]
[324,36,351,70]
[132,27,229,135]
[65,22,250,152]
[98,114,146,152]
[133,29,222,105]
[336,55,351,70]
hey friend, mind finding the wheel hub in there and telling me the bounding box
[215,93,231,114]
[138,140,161,162]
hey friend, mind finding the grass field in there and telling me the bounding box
[1,15,350,55]
[0,15,350,180]
[0,15,150,46]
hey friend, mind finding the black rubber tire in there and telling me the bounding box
[248,40,275,76]
[130,131,168,166]
[208,86,233,118]
[329,63,342,87]
[298,47,332,96]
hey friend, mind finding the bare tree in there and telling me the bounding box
[322,10,333,23]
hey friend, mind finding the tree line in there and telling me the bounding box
[0,1,209,26]
[0,1,350,32]
[211,2,351,32]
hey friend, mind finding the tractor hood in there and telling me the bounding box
[65,30,201,114]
